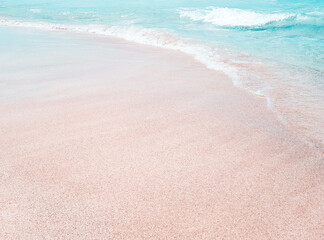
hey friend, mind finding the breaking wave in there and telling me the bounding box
[0,17,241,84]
[179,7,307,28]
[1,15,322,145]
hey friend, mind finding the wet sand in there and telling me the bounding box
[0,27,323,239]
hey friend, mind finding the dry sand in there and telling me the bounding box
[0,28,323,239]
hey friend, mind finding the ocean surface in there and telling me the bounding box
[1,0,323,145]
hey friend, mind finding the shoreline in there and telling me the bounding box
[0,27,323,239]
[2,21,323,147]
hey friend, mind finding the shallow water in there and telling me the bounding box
[0,0,323,145]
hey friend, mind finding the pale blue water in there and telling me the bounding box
[0,0,324,143]
[1,0,323,70]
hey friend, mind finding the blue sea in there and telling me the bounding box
[1,0,323,144]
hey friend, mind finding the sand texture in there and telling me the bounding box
[0,28,323,239]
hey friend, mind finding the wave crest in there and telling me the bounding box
[179,7,302,27]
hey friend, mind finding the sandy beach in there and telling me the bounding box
[0,27,323,239]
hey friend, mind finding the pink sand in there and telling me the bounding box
[0,29,323,239]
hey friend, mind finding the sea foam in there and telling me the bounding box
[0,16,277,106]
[0,17,240,84]
[1,16,322,145]
[179,7,301,27]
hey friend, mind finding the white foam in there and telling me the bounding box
[61,11,71,16]
[0,16,279,126]
[179,7,297,27]
[30,9,42,14]
[2,17,278,107]
[0,17,240,84]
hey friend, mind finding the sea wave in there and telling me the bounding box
[179,7,305,27]
[0,16,277,106]
[0,17,241,83]
[1,16,322,145]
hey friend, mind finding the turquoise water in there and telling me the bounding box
[1,0,323,70]
[1,0,323,143]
